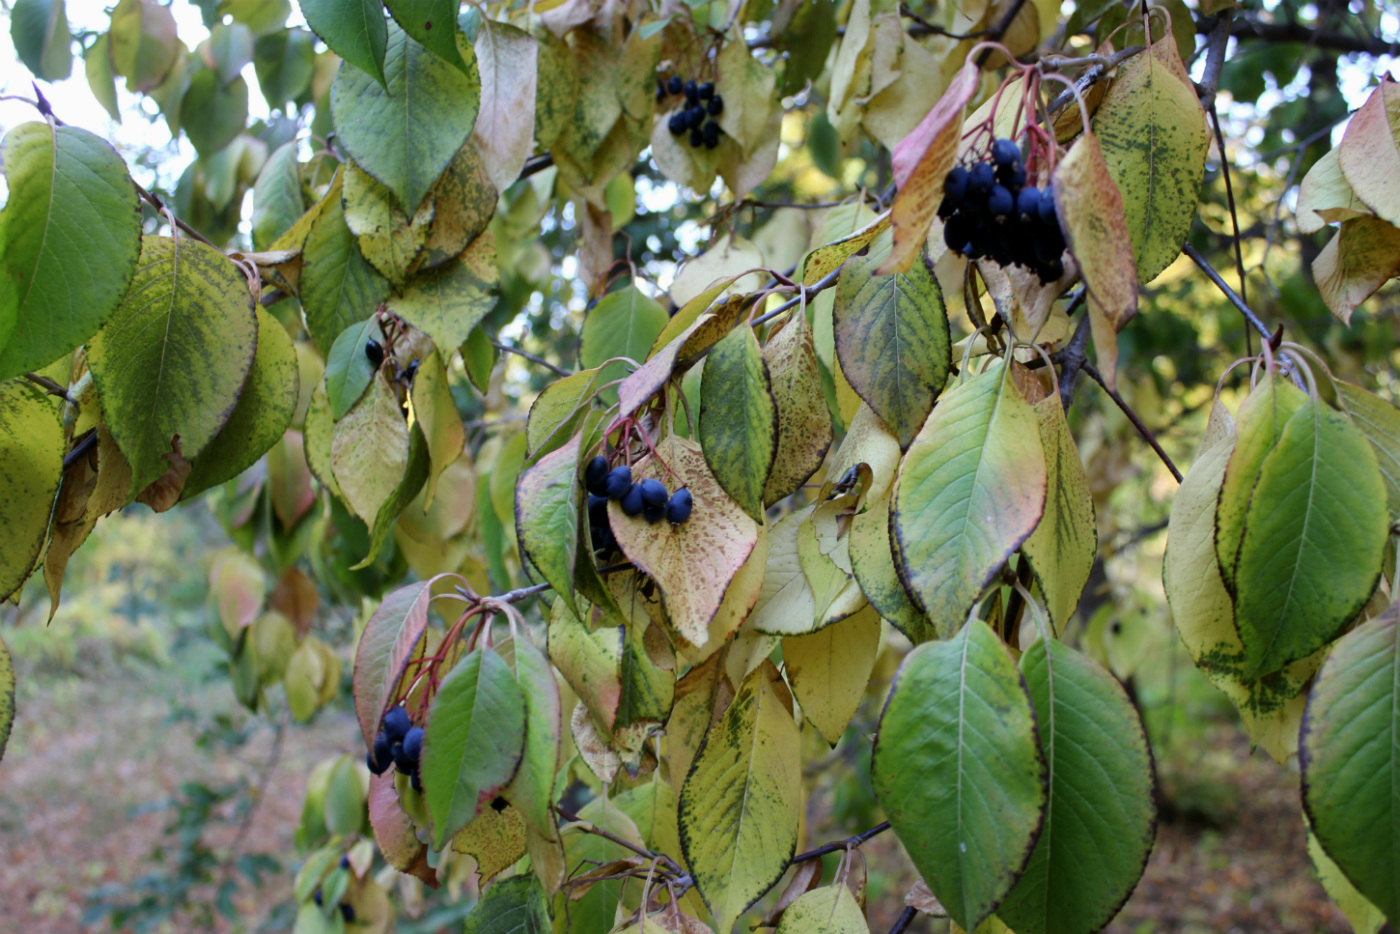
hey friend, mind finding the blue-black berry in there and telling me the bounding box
[584,456,610,494]
[383,706,410,742]
[944,166,969,202]
[665,489,693,524]
[707,94,723,116]
[637,478,668,508]
[991,138,1020,167]
[684,80,699,102]
[698,81,715,100]
[604,466,632,500]
[968,162,995,195]
[621,483,646,517]
[667,75,683,95]
[703,120,720,148]
[668,111,687,136]
[364,339,384,369]
[402,726,423,762]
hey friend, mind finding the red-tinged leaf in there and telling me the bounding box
[882,60,979,275]
[352,579,436,748]
[1313,216,1400,326]
[1054,132,1138,389]
[1338,79,1400,229]
[617,313,714,425]
[367,772,437,887]
[610,437,761,646]
[421,647,527,849]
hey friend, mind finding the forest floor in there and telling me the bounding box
[0,658,1353,934]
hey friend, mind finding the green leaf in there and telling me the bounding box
[182,306,300,500]
[0,123,142,381]
[680,660,802,934]
[332,370,409,525]
[462,874,550,934]
[87,234,257,495]
[761,311,833,506]
[253,27,316,109]
[207,21,254,85]
[324,317,384,421]
[871,619,1047,932]
[387,232,497,354]
[849,495,936,643]
[351,579,433,746]
[514,431,582,611]
[11,0,72,82]
[1233,397,1388,680]
[1092,36,1210,281]
[1301,610,1400,926]
[892,361,1047,627]
[0,380,64,600]
[331,21,481,215]
[0,635,12,762]
[998,638,1157,934]
[579,286,669,405]
[463,326,497,394]
[501,635,562,837]
[548,596,623,731]
[343,161,434,285]
[359,418,431,569]
[562,797,646,930]
[1020,398,1097,632]
[1306,820,1390,934]
[1215,375,1308,593]
[617,617,675,729]
[833,229,950,448]
[774,884,869,934]
[384,0,466,73]
[323,754,366,835]
[108,0,180,94]
[84,33,121,121]
[700,325,778,521]
[251,141,304,250]
[422,647,527,849]
[300,0,387,89]
[1337,381,1400,522]
[300,169,390,354]
[180,68,249,156]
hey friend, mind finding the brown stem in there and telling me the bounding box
[23,372,73,403]
[790,820,892,864]
[490,339,572,377]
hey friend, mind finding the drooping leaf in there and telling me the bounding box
[180,68,250,156]
[849,495,936,643]
[1053,132,1138,389]
[11,0,72,81]
[579,286,669,405]
[384,0,466,73]
[84,33,121,121]
[548,595,622,732]
[680,660,802,934]
[1092,35,1209,281]
[358,419,431,569]
[252,141,305,250]
[0,380,63,600]
[182,306,299,500]
[87,234,256,495]
[883,60,978,274]
[783,604,880,745]
[342,160,434,285]
[351,578,434,747]
[421,141,497,271]
[0,635,12,762]
[609,437,762,646]
[514,431,581,610]
[1313,216,1400,326]
[108,0,180,93]
[331,21,480,215]
[892,361,1047,627]
[300,169,390,354]
[997,638,1157,934]
[300,0,388,89]
[367,772,434,884]
[501,634,562,837]
[252,27,316,107]
[761,310,833,505]
[324,316,385,421]
[1306,820,1390,934]
[1233,397,1388,680]
[871,619,1047,932]
[1300,610,1400,926]
[1020,398,1097,632]
[387,232,497,353]
[409,348,464,506]
[0,123,142,381]
[1214,375,1308,594]
[833,229,950,448]
[1296,147,1372,234]
[562,796,647,931]
[331,370,409,526]
[422,647,528,849]
[1338,80,1400,229]
[700,325,778,521]
[462,874,550,934]
[1337,381,1400,521]
[472,20,539,192]
[774,884,869,934]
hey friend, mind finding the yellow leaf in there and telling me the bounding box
[1313,215,1400,326]
[783,605,881,745]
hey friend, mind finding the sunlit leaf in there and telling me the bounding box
[0,380,63,600]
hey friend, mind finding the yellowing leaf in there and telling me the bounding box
[1338,80,1400,229]
[332,371,410,526]
[1092,36,1209,282]
[749,505,819,635]
[1313,216,1400,326]
[1020,398,1097,632]
[774,884,870,934]
[783,604,880,745]
[610,437,761,645]
[343,160,434,285]
[1297,147,1372,234]
[892,361,1047,627]
[700,325,777,521]
[762,312,833,505]
[679,660,801,934]
[409,348,465,507]
[388,231,498,354]
[472,21,539,192]
[453,799,527,882]
[0,380,63,600]
[849,493,936,643]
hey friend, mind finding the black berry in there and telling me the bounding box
[991,138,1020,167]
[698,81,715,99]
[588,494,609,527]
[382,705,410,742]
[968,162,995,195]
[1038,186,1057,225]
[668,111,687,136]
[314,889,323,906]
[690,127,704,148]
[703,120,720,148]
[402,358,420,383]
[684,80,698,102]
[944,166,969,202]
[621,483,646,517]
[665,489,693,524]
[707,94,723,116]
[368,733,392,775]
[637,478,668,508]
[410,771,422,792]
[339,853,351,869]
[687,106,706,130]
[364,339,384,369]
[667,75,683,95]
[604,466,632,500]
[584,456,610,494]
[402,726,423,762]
[988,184,1013,218]
[1015,186,1041,220]
[340,903,356,922]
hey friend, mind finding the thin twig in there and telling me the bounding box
[790,821,892,864]
[23,372,73,403]
[555,806,686,877]
[1051,290,1089,410]
[62,431,98,471]
[491,340,572,377]
[752,264,845,328]
[1182,242,1274,342]
[1042,46,1148,119]
[1208,102,1249,350]
[888,906,919,934]
[1082,362,1183,482]
[1196,14,1400,57]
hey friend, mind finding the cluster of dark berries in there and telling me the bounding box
[364,338,419,384]
[662,77,724,150]
[366,704,423,792]
[939,138,1067,284]
[583,456,693,551]
[313,883,356,923]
